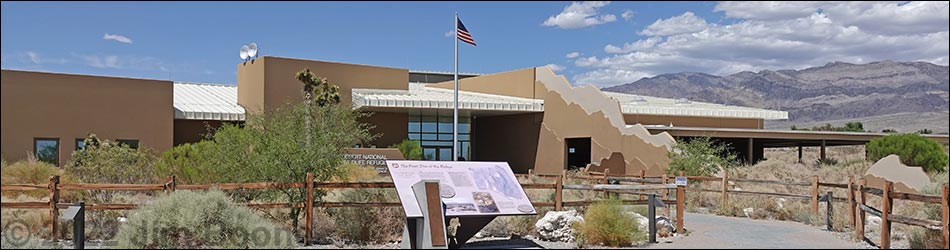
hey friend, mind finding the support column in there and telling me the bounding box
[746,138,754,165]
[820,140,827,163]
[798,145,803,164]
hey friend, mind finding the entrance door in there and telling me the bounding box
[566,138,591,170]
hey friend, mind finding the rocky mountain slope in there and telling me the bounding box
[602,61,949,131]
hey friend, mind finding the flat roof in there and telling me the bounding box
[644,126,950,146]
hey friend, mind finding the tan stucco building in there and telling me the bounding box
[4,56,947,174]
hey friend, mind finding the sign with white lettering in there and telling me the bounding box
[344,148,404,173]
[675,176,688,186]
[387,161,536,218]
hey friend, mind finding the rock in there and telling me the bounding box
[743,207,755,218]
[776,198,786,210]
[474,232,486,239]
[535,210,584,242]
[630,212,649,232]
[655,216,676,237]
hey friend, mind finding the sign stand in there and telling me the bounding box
[401,180,449,249]
[448,216,496,249]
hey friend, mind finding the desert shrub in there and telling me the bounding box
[667,137,738,176]
[866,133,949,173]
[1,160,62,198]
[573,198,643,247]
[115,190,294,249]
[1,236,58,249]
[154,141,216,184]
[480,212,540,237]
[65,134,160,184]
[326,188,403,243]
[908,179,946,249]
[390,139,422,160]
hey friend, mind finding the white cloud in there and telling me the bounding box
[103,33,133,44]
[571,3,950,88]
[639,12,708,36]
[543,1,617,29]
[545,64,566,72]
[75,54,170,71]
[444,30,455,37]
[621,10,635,21]
[565,52,582,58]
[21,51,67,65]
[714,1,823,21]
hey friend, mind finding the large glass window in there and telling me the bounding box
[117,139,139,149]
[408,110,471,161]
[34,138,59,166]
[75,138,86,151]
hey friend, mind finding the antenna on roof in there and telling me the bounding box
[239,43,260,65]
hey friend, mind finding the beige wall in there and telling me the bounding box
[472,113,544,173]
[430,68,546,100]
[624,114,764,129]
[359,112,408,148]
[1,70,174,165]
[237,56,409,112]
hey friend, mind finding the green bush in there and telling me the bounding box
[65,134,160,184]
[573,198,643,247]
[866,133,949,173]
[154,141,216,184]
[390,139,422,160]
[115,190,295,249]
[667,137,738,176]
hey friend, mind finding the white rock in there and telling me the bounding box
[535,210,584,242]
[776,198,786,210]
[866,215,882,227]
[655,216,676,237]
[117,216,128,223]
[743,207,755,217]
[630,212,649,233]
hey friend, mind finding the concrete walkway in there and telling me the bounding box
[646,213,857,249]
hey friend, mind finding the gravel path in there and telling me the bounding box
[645,213,861,249]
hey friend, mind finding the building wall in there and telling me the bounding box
[624,114,763,129]
[237,56,409,112]
[174,120,237,145]
[429,68,546,100]
[1,70,174,165]
[472,113,543,173]
[359,112,408,148]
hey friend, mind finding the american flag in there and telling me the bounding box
[457,17,476,46]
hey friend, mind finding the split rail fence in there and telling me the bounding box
[1,170,686,245]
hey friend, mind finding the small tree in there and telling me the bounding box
[916,128,933,134]
[390,139,423,160]
[667,137,738,176]
[866,133,948,173]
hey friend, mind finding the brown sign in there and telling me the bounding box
[344,148,405,173]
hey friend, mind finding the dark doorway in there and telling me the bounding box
[566,138,591,170]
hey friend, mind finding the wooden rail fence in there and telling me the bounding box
[2,171,687,245]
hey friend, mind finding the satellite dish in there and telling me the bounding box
[247,43,258,58]
[240,45,250,60]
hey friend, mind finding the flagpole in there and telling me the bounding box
[452,11,459,161]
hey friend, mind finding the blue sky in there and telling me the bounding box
[2,1,948,88]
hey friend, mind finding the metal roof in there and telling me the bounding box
[352,83,544,112]
[605,91,789,120]
[173,82,245,121]
[353,84,788,120]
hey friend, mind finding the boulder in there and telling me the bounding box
[655,216,676,238]
[630,212,649,232]
[535,210,583,242]
[743,207,755,218]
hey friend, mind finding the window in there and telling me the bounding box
[76,138,86,151]
[116,139,139,149]
[407,110,472,161]
[34,138,60,166]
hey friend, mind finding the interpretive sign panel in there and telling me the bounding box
[387,161,537,218]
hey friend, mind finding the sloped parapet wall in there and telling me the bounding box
[533,67,676,175]
[864,155,933,194]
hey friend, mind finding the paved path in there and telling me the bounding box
[646,213,857,249]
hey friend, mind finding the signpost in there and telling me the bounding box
[387,161,536,249]
[648,194,666,244]
[59,202,85,249]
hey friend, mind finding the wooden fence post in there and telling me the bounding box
[165,175,177,194]
[49,175,60,241]
[941,184,948,249]
[856,179,867,242]
[881,181,893,249]
[602,169,610,199]
[555,169,566,211]
[305,173,314,246]
[662,174,671,216]
[811,175,820,215]
[721,172,729,209]
[847,177,855,229]
[676,185,685,232]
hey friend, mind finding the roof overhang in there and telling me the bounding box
[645,126,950,146]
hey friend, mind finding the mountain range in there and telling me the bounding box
[601,61,950,133]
